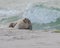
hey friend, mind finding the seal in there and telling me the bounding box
[8,18,32,30]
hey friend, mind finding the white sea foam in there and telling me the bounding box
[23,3,60,24]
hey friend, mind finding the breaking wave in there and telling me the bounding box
[0,3,60,30]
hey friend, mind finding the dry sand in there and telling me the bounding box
[0,28,60,48]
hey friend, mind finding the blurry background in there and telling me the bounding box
[0,0,60,11]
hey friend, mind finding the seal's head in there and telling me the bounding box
[23,18,31,24]
[23,18,32,30]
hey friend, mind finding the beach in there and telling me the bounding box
[0,28,60,48]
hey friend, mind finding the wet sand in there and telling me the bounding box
[0,28,60,48]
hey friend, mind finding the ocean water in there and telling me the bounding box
[0,3,60,30]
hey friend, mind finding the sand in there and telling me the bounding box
[0,28,60,48]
